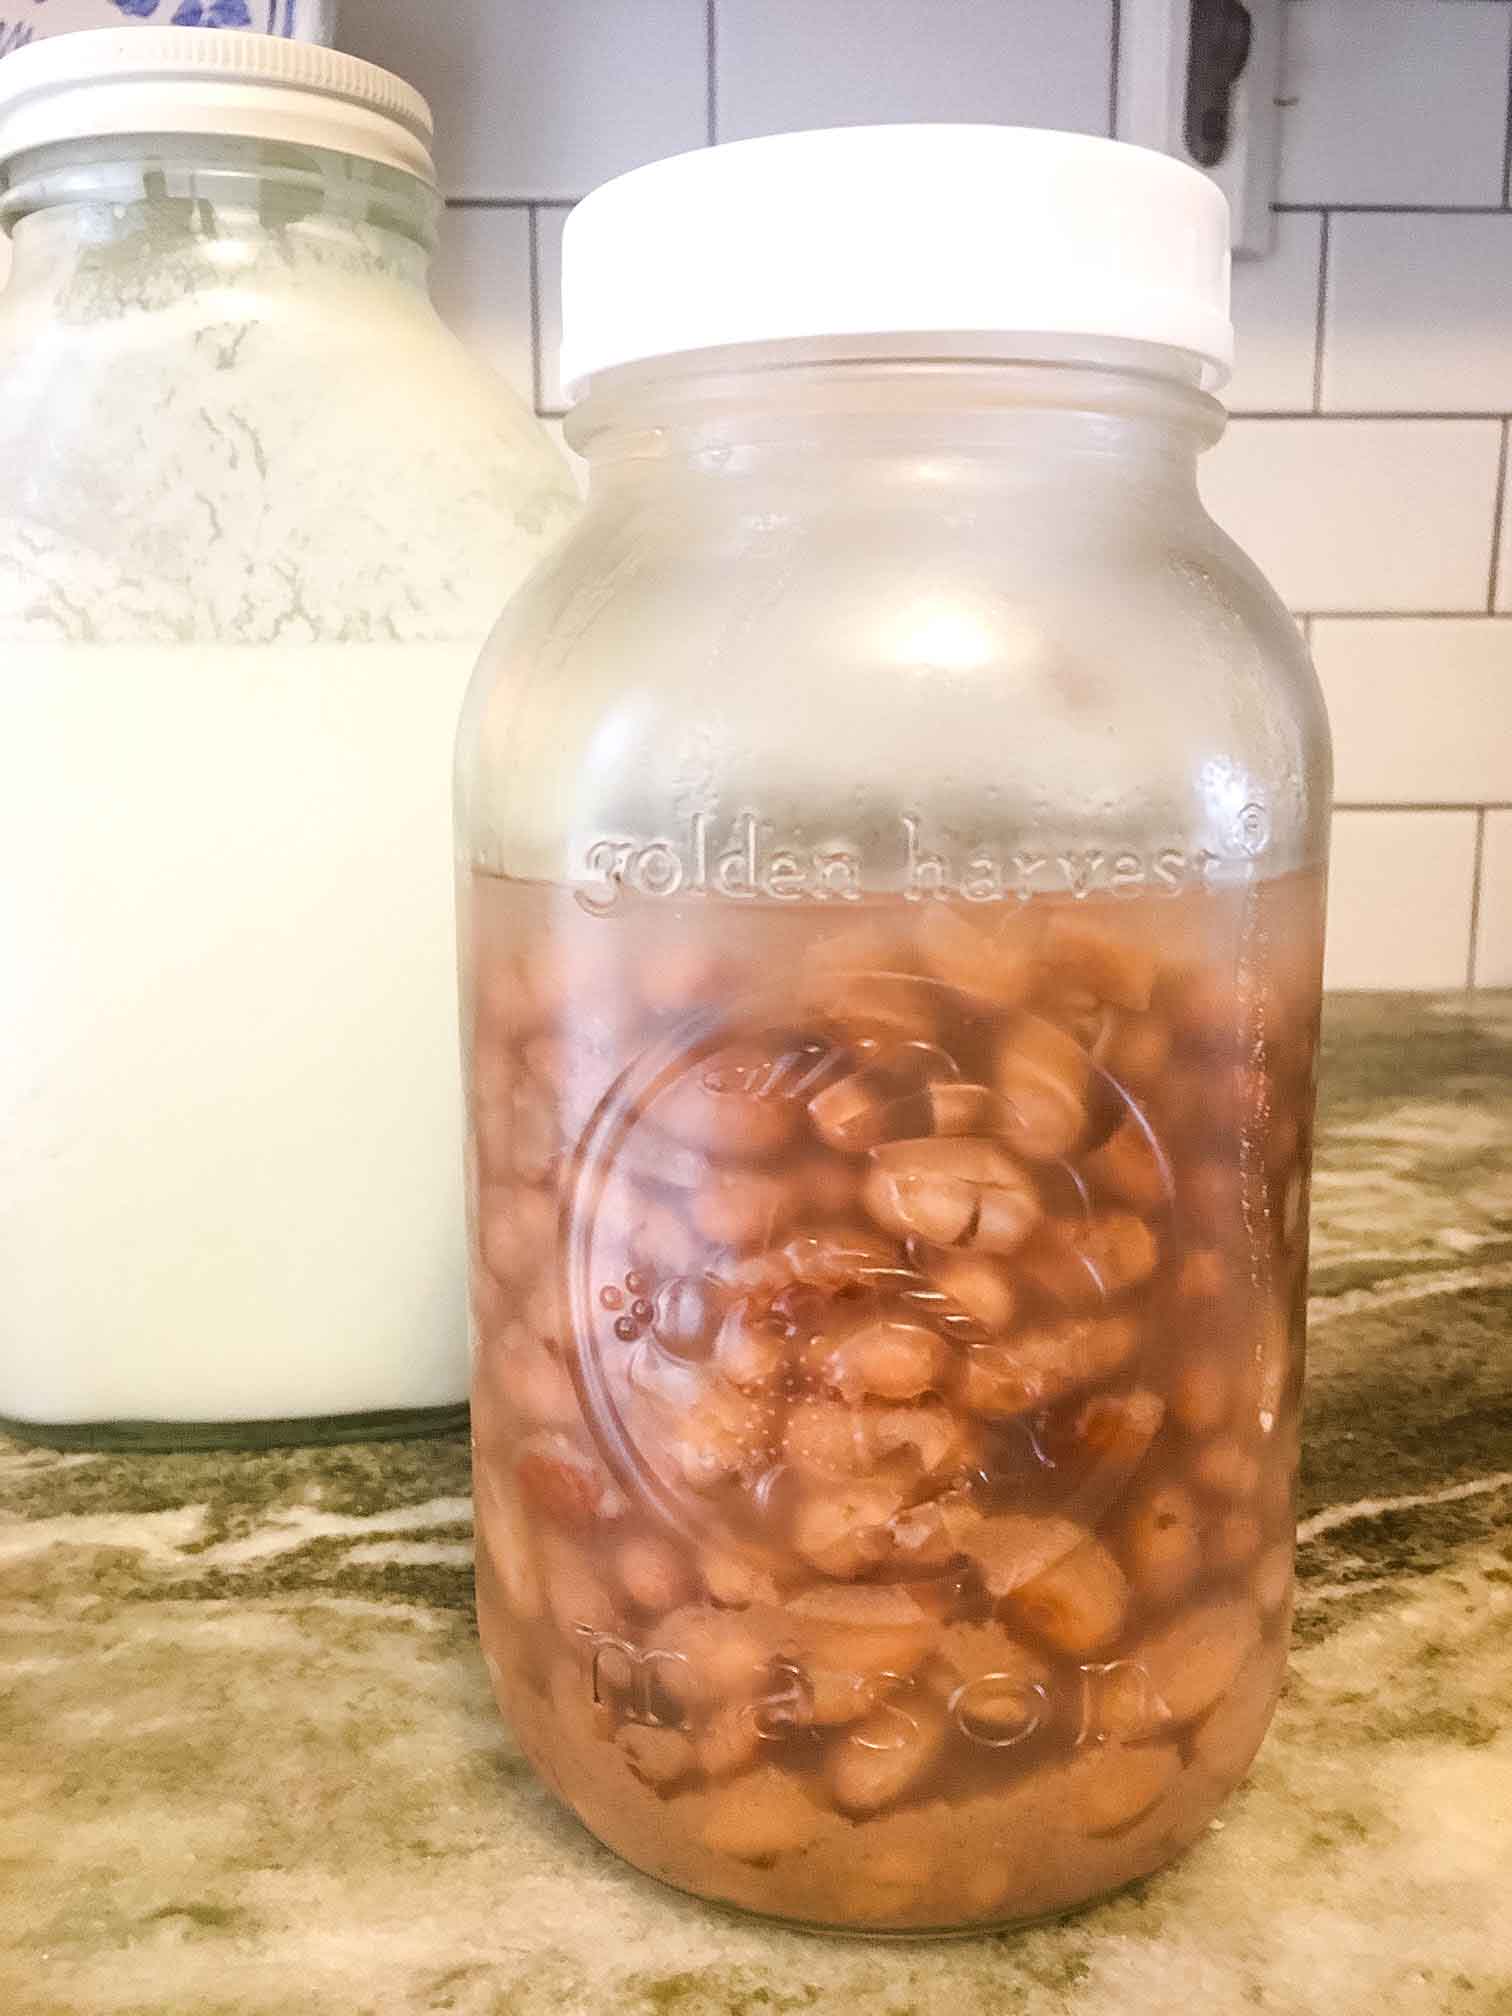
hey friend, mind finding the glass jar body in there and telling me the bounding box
[458,350,1330,1931]
[0,137,578,1450]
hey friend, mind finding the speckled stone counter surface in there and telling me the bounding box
[3,994,1510,2016]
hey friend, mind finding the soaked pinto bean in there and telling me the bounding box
[925,1251,1018,1333]
[1120,1482,1204,1606]
[791,1477,906,1577]
[655,1605,770,1713]
[695,1700,764,1780]
[1096,1008,1171,1092]
[1018,1211,1160,1311]
[727,1224,902,1297]
[616,1533,695,1613]
[540,1533,618,1639]
[992,1015,1091,1159]
[998,1527,1131,1656]
[1176,1247,1228,1304]
[914,903,1041,1006]
[699,1541,787,1609]
[1044,913,1158,1013]
[807,1041,959,1152]
[816,1313,949,1401]
[1192,1434,1263,1501]
[1083,1118,1171,1213]
[692,1167,797,1249]
[1211,1508,1264,1573]
[1101,1599,1263,1733]
[517,1433,626,1533]
[669,1377,781,1490]
[478,1184,557,1285]
[779,1583,938,1688]
[616,1722,696,1789]
[1047,1388,1166,1485]
[1169,1347,1232,1436]
[475,1475,544,1625]
[783,1396,885,1481]
[869,1398,978,1483]
[957,1313,1138,1418]
[828,1694,949,1815]
[502,1333,580,1429]
[701,1765,832,1860]
[1061,1740,1181,1836]
[887,1492,986,1571]
[926,1623,1050,1737]
[711,1306,791,1393]
[654,1037,803,1160]
[807,967,940,1045]
[863,1137,1040,1253]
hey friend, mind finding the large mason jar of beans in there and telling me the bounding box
[457,125,1332,1933]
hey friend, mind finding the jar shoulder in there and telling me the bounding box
[0,293,578,645]
[462,478,1331,885]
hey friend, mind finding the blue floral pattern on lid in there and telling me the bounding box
[0,0,332,41]
[166,0,254,24]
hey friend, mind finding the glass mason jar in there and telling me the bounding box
[0,32,577,1450]
[459,129,1330,1933]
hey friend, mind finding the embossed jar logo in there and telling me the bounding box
[556,972,1177,1747]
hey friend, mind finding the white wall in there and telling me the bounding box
[341,0,1512,992]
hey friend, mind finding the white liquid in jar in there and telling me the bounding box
[0,642,474,1428]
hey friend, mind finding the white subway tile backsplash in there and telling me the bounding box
[1323,214,1512,415]
[1313,619,1512,805]
[1278,0,1512,207]
[1227,212,1323,415]
[535,206,569,415]
[1200,420,1504,614]
[333,1,1512,990]
[714,0,1113,143]
[431,207,534,404]
[343,0,708,199]
[1325,810,1479,991]
[1473,812,1512,988]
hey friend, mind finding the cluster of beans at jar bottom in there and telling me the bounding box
[466,870,1324,1930]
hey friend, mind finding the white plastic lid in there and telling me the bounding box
[0,27,433,184]
[560,124,1233,399]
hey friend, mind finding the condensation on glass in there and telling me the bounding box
[457,132,1331,1933]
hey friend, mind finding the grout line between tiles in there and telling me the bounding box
[1299,611,1511,623]
[527,207,543,418]
[1227,411,1510,422]
[706,0,718,147]
[448,196,580,212]
[1311,211,1330,413]
[1503,12,1512,208]
[1275,203,1510,216]
[1107,0,1122,140]
[1334,803,1511,815]
[1467,809,1489,989]
[1488,419,1510,611]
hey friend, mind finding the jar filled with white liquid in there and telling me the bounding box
[0,29,577,1448]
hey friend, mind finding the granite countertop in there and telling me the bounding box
[3,994,1510,2016]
